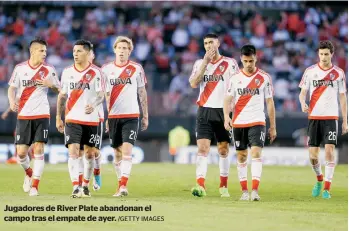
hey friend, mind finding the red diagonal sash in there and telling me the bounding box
[309,69,339,114]
[109,65,136,111]
[18,66,49,113]
[197,61,229,106]
[233,74,265,123]
[65,69,96,116]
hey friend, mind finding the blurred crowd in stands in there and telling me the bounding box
[0,1,347,116]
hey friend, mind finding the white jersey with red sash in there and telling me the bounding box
[8,61,59,120]
[189,56,239,108]
[299,63,346,120]
[227,68,274,128]
[61,63,103,126]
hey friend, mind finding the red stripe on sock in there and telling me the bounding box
[220,176,228,188]
[72,181,79,186]
[32,179,40,189]
[25,168,33,177]
[240,180,248,191]
[94,169,100,175]
[78,174,83,186]
[324,181,331,191]
[252,179,260,190]
[317,174,323,182]
[83,179,90,184]
[120,176,128,186]
[197,177,205,188]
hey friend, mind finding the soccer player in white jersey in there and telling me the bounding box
[223,44,277,201]
[56,40,104,198]
[102,36,148,197]
[76,49,104,191]
[299,40,347,199]
[8,38,60,196]
[189,33,239,197]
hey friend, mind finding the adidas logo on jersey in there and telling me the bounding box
[237,88,260,96]
[110,78,132,86]
[203,74,224,82]
[69,82,90,90]
[313,80,333,87]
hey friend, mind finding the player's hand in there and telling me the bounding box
[342,122,348,135]
[268,127,277,144]
[1,111,9,120]
[203,48,216,63]
[105,120,109,133]
[10,102,18,112]
[141,117,148,131]
[301,102,309,113]
[56,118,64,133]
[85,104,94,114]
[224,118,232,131]
[36,78,53,88]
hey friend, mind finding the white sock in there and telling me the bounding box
[32,154,44,180]
[78,157,84,177]
[219,156,230,177]
[114,160,122,181]
[94,153,101,171]
[312,163,323,176]
[196,154,208,179]
[68,157,79,186]
[18,155,30,170]
[251,158,262,182]
[121,157,132,178]
[237,161,248,182]
[325,162,335,182]
[82,156,93,187]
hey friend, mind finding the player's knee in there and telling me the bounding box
[84,147,94,159]
[114,147,122,161]
[94,149,100,158]
[68,144,79,158]
[218,147,229,158]
[33,142,44,154]
[325,145,335,159]
[198,144,210,155]
[237,150,248,162]
[309,147,320,160]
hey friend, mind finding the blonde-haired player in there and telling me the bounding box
[102,36,148,196]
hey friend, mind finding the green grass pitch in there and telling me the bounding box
[0,163,347,231]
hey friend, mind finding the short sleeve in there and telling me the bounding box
[264,75,274,99]
[49,67,61,89]
[230,58,239,75]
[189,60,201,82]
[338,70,347,94]
[136,66,146,88]
[299,70,310,90]
[95,70,103,92]
[226,78,235,97]
[60,70,68,94]
[8,66,19,88]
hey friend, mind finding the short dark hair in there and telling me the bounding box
[240,44,256,56]
[29,37,47,48]
[318,40,334,54]
[74,39,93,51]
[203,33,219,40]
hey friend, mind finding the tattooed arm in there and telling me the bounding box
[138,86,148,131]
[85,91,104,114]
[56,92,67,133]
